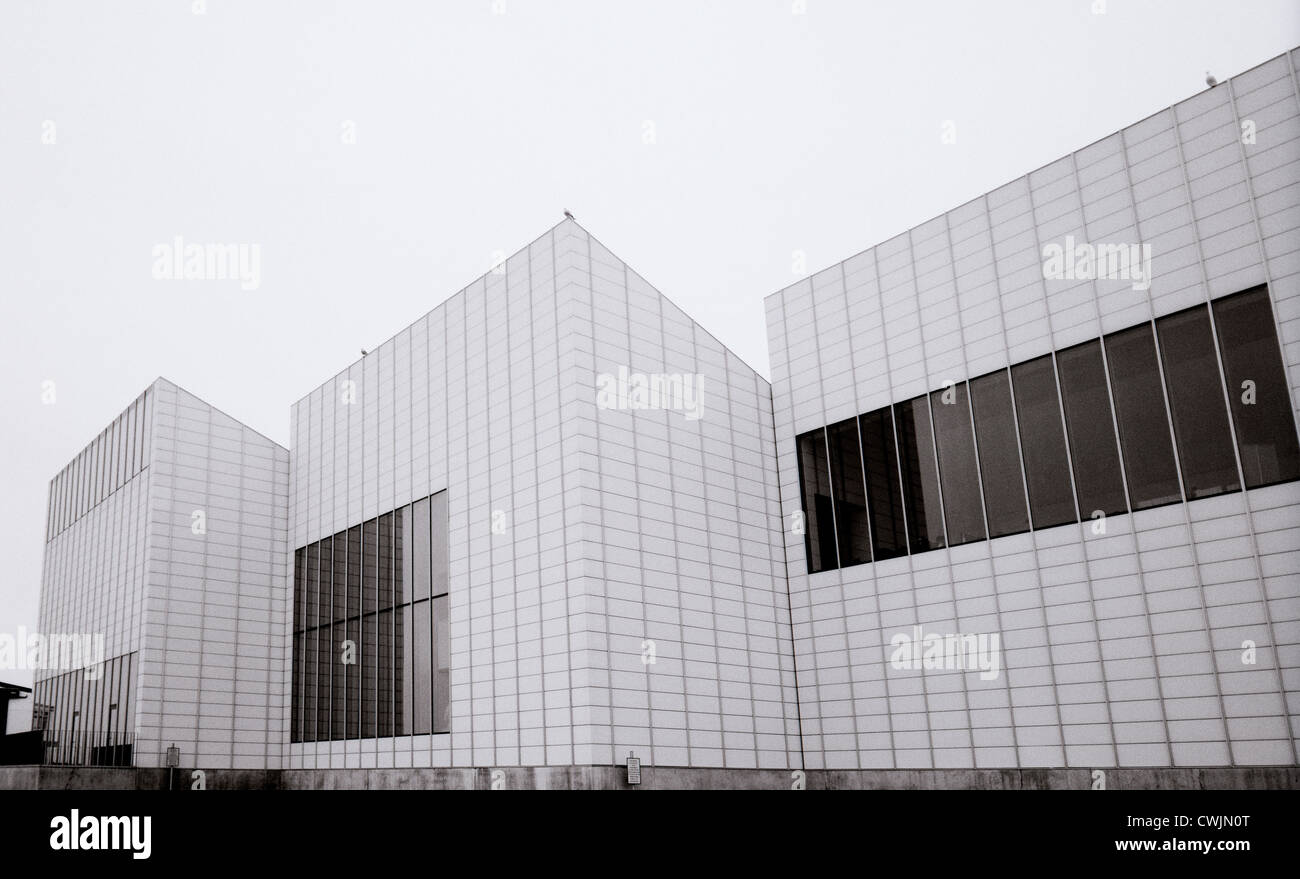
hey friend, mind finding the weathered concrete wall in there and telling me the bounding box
[2,764,1295,790]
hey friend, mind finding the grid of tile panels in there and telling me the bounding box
[795,285,1300,574]
[765,49,1300,769]
[135,379,291,770]
[36,389,154,714]
[290,492,449,743]
[288,221,591,770]
[287,218,801,770]
[45,387,152,542]
[568,226,801,770]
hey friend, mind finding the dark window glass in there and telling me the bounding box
[378,512,394,738]
[314,624,328,742]
[291,632,302,743]
[413,599,432,735]
[361,520,377,738]
[332,531,347,625]
[969,370,1030,537]
[345,526,360,739]
[330,623,344,740]
[412,497,431,599]
[362,518,377,615]
[378,608,392,738]
[293,494,445,742]
[395,507,406,605]
[827,417,872,566]
[378,513,394,610]
[929,384,987,545]
[1104,324,1181,509]
[433,594,450,734]
[1156,306,1240,499]
[316,538,331,741]
[431,492,449,596]
[345,615,359,739]
[292,548,305,743]
[1010,356,1077,528]
[346,525,361,620]
[796,429,837,572]
[859,407,907,560]
[398,602,411,736]
[895,396,946,552]
[1056,341,1128,517]
[303,623,317,743]
[362,613,376,738]
[1212,286,1300,487]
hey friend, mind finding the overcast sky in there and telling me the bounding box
[1,0,1297,716]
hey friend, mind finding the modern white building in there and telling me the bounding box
[23,48,1300,785]
[32,379,290,770]
[768,47,1300,770]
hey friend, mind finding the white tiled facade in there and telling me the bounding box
[36,378,291,770]
[136,380,291,769]
[287,220,800,770]
[35,49,1300,779]
[765,50,1300,769]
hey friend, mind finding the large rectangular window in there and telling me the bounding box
[1157,306,1240,499]
[969,370,1030,538]
[1011,355,1077,528]
[796,429,837,572]
[1105,324,1182,509]
[785,286,1300,574]
[827,417,872,566]
[1212,286,1300,487]
[929,384,987,545]
[859,407,907,560]
[291,492,449,743]
[1057,340,1128,517]
[895,396,946,553]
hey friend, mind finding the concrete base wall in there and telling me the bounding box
[2,765,1296,790]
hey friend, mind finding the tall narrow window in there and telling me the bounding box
[412,599,431,735]
[1105,324,1181,509]
[330,536,345,740]
[969,370,1030,537]
[1057,340,1128,517]
[929,384,987,545]
[378,512,394,738]
[315,539,331,741]
[1156,306,1240,499]
[430,491,449,597]
[433,594,450,734]
[827,417,872,567]
[361,518,377,738]
[345,525,361,739]
[1212,286,1300,487]
[1011,355,1077,529]
[412,497,431,599]
[796,429,837,572]
[895,396,946,553]
[292,548,305,743]
[859,407,907,560]
[396,506,409,736]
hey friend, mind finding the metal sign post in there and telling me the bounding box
[166,744,180,791]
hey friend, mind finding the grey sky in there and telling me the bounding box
[2,0,1297,711]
